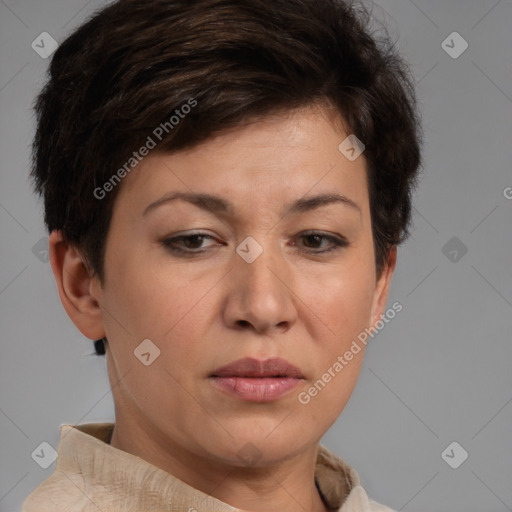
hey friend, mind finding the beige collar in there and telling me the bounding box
[25,422,380,512]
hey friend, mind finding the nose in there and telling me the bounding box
[222,240,298,335]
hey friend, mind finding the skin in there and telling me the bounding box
[49,104,396,512]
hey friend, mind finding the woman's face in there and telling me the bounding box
[92,105,394,467]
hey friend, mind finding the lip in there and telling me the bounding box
[209,358,304,402]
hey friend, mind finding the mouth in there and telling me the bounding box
[209,357,304,402]
[210,357,304,379]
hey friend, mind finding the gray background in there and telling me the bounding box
[1,1,511,511]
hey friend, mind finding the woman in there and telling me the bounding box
[24,0,421,510]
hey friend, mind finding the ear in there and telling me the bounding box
[369,245,397,328]
[48,230,106,340]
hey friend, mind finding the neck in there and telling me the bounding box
[110,416,332,512]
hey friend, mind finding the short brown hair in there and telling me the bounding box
[31,0,422,327]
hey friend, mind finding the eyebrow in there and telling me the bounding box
[143,191,361,218]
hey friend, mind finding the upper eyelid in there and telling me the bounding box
[163,231,347,249]
[164,231,344,240]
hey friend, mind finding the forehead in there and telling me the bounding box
[113,105,369,218]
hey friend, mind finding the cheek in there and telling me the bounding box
[299,261,376,342]
[104,254,217,377]
[295,272,373,427]
[105,249,192,333]
[299,354,364,435]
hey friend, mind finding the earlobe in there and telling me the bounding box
[370,246,397,328]
[48,230,106,341]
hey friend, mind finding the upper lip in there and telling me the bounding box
[210,358,304,378]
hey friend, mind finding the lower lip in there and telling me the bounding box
[210,377,302,402]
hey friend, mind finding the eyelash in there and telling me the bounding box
[161,231,348,256]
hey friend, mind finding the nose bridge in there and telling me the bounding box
[239,240,283,292]
[226,235,297,332]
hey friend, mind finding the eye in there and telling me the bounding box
[295,231,348,253]
[162,232,222,255]
[161,230,348,257]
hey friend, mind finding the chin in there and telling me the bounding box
[202,423,313,467]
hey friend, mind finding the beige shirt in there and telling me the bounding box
[23,423,396,512]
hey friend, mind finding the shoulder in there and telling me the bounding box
[22,475,73,512]
[339,484,397,512]
[316,445,396,512]
[23,423,115,512]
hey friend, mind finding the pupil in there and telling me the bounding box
[185,235,203,248]
[305,235,320,247]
